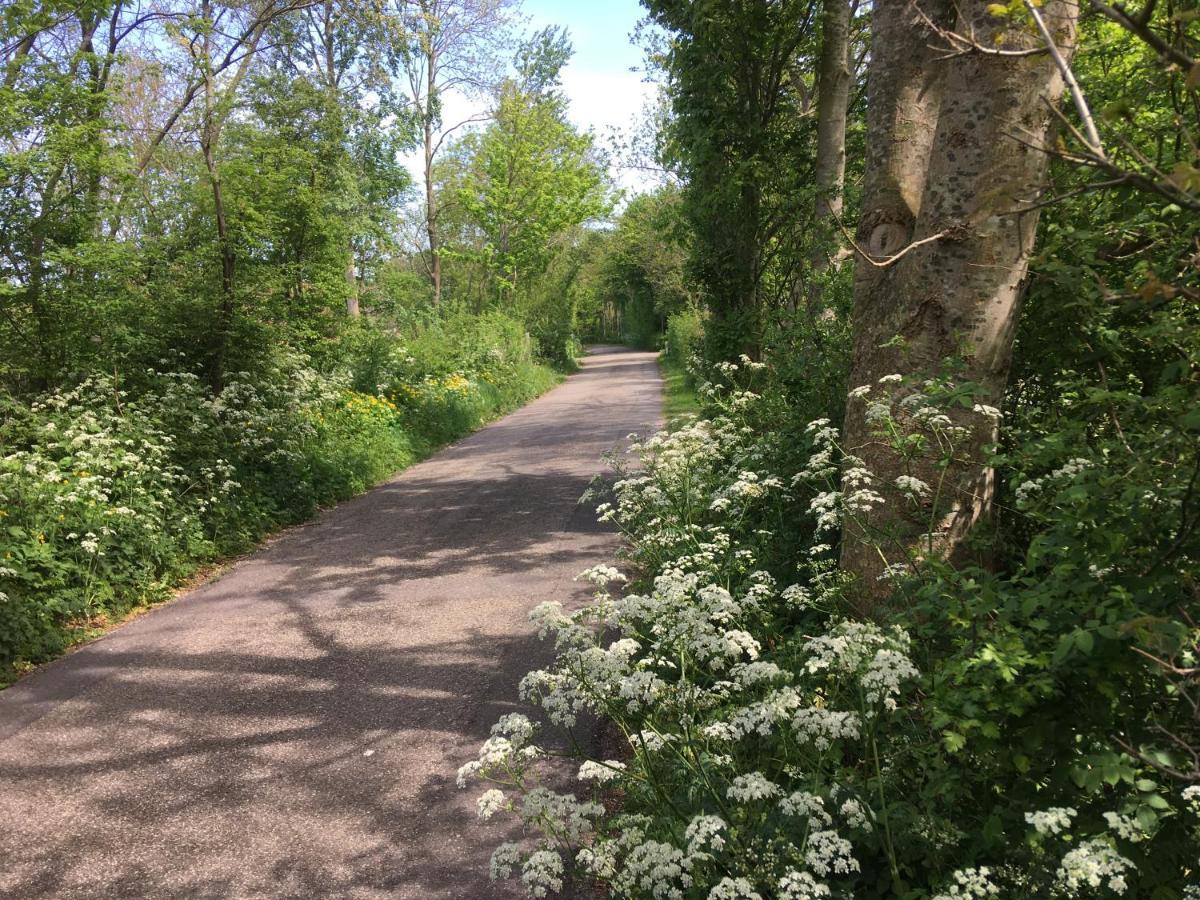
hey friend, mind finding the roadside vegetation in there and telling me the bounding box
[459,2,1200,897]
[0,3,641,683]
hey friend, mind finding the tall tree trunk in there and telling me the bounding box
[201,0,234,393]
[840,0,1077,602]
[805,0,852,314]
[202,129,235,393]
[319,0,360,319]
[346,258,360,316]
[424,45,442,307]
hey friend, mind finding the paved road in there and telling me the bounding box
[0,347,661,899]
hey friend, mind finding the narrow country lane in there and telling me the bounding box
[0,347,662,899]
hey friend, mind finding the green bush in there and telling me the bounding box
[622,293,660,350]
[664,307,705,369]
[0,312,558,683]
[461,359,1200,897]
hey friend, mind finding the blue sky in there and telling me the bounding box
[400,0,654,196]
[522,0,656,191]
[524,0,647,79]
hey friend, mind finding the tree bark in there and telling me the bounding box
[840,0,1078,601]
[424,41,443,307]
[346,258,360,316]
[202,89,236,393]
[805,0,852,314]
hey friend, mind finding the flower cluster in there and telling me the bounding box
[458,383,924,897]
[459,375,1200,896]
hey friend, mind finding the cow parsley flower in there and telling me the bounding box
[859,647,920,712]
[728,772,781,802]
[1025,807,1077,836]
[615,840,692,899]
[932,866,1000,898]
[1182,785,1200,814]
[521,849,564,898]
[685,815,727,856]
[894,475,931,500]
[708,876,763,899]
[490,842,521,880]
[792,707,861,750]
[805,829,859,876]
[1057,839,1133,894]
[779,791,832,826]
[578,760,626,783]
[1102,811,1144,842]
[477,789,506,820]
[778,870,832,899]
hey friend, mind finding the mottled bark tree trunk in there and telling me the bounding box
[840,0,1078,600]
[805,0,852,314]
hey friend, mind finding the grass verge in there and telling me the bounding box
[658,353,701,428]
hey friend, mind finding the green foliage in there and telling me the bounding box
[455,33,609,302]
[641,0,861,358]
[0,313,557,683]
[462,4,1200,896]
[664,306,705,368]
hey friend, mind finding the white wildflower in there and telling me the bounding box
[840,797,873,831]
[723,629,761,661]
[1057,839,1134,894]
[1183,784,1200,813]
[859,647,920,712]
[805,829,859,877]
[792,707,861,750]
[490,842,521,881]
[1103,811,1144,842]
[578,760,626,783]
[1025,807,1077,836]
[477,789,506,820]
[615,840,692,899]
[685,815,727,856]
[728,772,781,802]
[778,870,831,899]
[579,564,626,586]
[708,877,762,899]
[894,474,931,500]
[521,849,564,898]
[932,866,1000,899]
[779,791,833,826]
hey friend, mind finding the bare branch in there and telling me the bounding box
[1023,0,1105,160]
[833,209,960,268]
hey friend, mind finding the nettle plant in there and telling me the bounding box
[459,373,1200,898]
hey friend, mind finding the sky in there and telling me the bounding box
[524,0,652,143]
[399,0,657,196]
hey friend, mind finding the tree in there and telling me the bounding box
[457,28,609,303]
[0,1,140,388]
[644,0,823,358]
[397,0,519,307]
[270,0,412,316]
[839,0,1078,598]
[805,0,853,313]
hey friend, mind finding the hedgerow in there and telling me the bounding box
[0,313,558,683]
[461,358,1200,897]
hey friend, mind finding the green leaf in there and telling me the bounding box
[943,731,966,753]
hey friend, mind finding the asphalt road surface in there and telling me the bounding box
[0,347,662,899]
